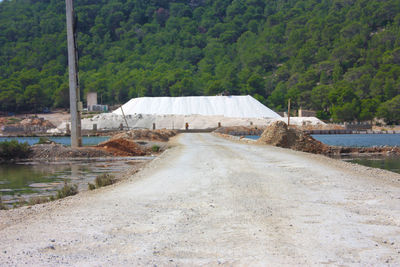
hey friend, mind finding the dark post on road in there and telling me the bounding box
[66,0,82,147]
[287,98,291,126]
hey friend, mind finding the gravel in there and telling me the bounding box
[0,133,399,266]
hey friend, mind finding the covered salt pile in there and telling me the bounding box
[53,96,326,132]
[113,95,281,119]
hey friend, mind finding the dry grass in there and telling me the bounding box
[95,174,116,188]
[56,182,78,199]
[29,196,50,205]
[0,196,7,210]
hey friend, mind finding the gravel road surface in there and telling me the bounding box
[1,133,400,266]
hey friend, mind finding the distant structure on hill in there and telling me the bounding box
[113,95,281,119]
[86,92,108,112]
[298,108,316,117]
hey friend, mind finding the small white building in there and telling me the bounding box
[87,92,108,112]
[87,92,97,107]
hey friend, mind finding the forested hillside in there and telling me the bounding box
[0,0,399,122]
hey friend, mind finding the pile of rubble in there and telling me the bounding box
[327,145,400,155]
[96,129,177,156]
[256,121,329,154]
[96,138,149,156]
[256,121,400,155]
[110,129,178,142]
[30,144,111,159]
[213,126,264,136]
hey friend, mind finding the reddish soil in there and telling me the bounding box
[97,138,149,156]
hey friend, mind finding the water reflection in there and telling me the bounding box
[0,157,152,207]
[341,155,400,174]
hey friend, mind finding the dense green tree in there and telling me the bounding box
[377,95,400,124]
[0,0,399,123]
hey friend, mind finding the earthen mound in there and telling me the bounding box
[97,138,148,156]
[256,121,329,154]
[30,144,111,159]
[111,129,177,142]
[214,126,264,136]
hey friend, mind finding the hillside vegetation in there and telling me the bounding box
[0,0,399,123]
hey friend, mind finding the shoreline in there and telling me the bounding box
[214,132,400,157]
[0,154,158,210]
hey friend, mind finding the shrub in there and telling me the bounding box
[94,174,116,188]
[88,183,96,190]
[56,182,78,199]
[29,196,50,205]
[151,145,160,152]
[13,198,27,208]
[0,140,31,160]
[0,197,7,210]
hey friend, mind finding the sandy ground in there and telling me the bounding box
[0,133,399,266]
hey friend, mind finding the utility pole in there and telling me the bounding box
[66,0,82,147]
[119,104,130,130]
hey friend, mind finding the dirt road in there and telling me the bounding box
[1,133,400,266]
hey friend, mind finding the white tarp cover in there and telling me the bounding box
[113,95,281,119]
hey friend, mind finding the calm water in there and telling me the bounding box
[0,157,153,207]
[0,136,109,146]
[245,135,260,140]
[312,134,400,174]
[245,134,400,174]
[312,134,400,147]
[341,156,400,174]
[246,134,400,147]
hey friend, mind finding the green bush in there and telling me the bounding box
[0,197,7,210]
[0,140,31,160]
[56,182,78,199]
[29,196,50,205]
[94,174,116,188]
[88,183,96,190]
[151,145,160,152]
[377,95,400,125]
[13,198,27,208]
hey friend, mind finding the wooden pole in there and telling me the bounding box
[66,0,82,147]
[287,98,291,126]
[119,105,130,130]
